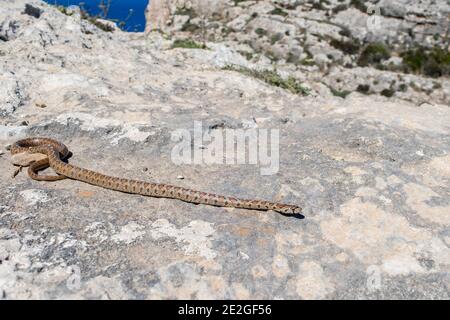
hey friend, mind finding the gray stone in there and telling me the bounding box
[0,19,20,41]
[0,73,24,117]
[378,0,408,18]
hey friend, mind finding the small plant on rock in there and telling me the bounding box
[356,84,370,94]
[255,28,268,37]
[269,8,289,17]
[223,65,310,96]
[172,39,207,49]
[400,46,450,78]
[358,43,391,67]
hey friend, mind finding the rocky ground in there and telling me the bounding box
[146,0,450,105]
[0,0,449,299]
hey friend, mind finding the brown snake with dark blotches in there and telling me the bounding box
[11,137,301,214]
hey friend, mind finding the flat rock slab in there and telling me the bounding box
[0,1,448,299]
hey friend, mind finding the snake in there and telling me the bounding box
[10,137,301,215]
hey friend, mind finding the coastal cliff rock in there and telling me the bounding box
[144,0,172,32]
[0,1,449,299]
[145,0,225,33]
[145,0,450,105]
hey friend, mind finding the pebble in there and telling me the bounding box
[5,144,11,151]
[11,153,47,166]
[35,100,47,108]
[177,175,184,180]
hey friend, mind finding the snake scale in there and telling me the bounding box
[11,137,301,215]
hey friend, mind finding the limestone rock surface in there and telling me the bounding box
[0,1,449,299]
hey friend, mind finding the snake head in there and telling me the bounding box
[275,205,302,215]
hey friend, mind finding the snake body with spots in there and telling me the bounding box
[11,137,301,215]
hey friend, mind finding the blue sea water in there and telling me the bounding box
[44,0,149,32]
